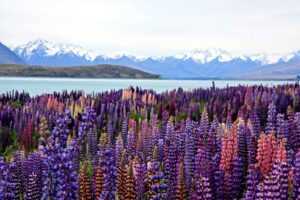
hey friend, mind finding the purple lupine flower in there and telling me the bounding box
[127,129,136,157]
[121,115,128,148]
[0,158,6,199]
[237,121,247,163]
[22,152,43,197]
[249,111,260,138]
[53,148,79,200]
[277,162,289,200]
[265,102,277,134]
[276,113,288,140]
[25,172,40,200]
[223,171,234,200]
[191,175,212,200]
[87,125,98,161]
[207,116,218,155]
[12,150,25,198]
[287,106,295,151]
[294,150,300,199]
[115,135,124,165]
[148,163,168,200]
[160,110,169,140]
[195,147,211,177]
[199,110,209,136]
[165,139,178,199]
[255,160,289,200]
[214,169,224,200]
[8,161,22,199]
[0,157,16,199]
[40,149,51,200]
[231,156,244,199]
[165,118,175,142]
[184,128,195,191]
[99,147,116,200]
[40,113,79,200]
[292,113,300,152]
[133,156,146,200]
[243,164,260,200]
[247,134,257,165]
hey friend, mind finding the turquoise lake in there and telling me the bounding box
[0,77,296,96]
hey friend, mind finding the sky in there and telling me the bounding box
[1,0,300,57]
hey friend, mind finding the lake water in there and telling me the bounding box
[0,77,296,96]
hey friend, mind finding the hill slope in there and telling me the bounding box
[0,64,159,79]
[239,58,300,79]
[0,42,24,64]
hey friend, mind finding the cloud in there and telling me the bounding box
[1,0,300,56]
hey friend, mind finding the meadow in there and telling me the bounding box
[0,84,300,199]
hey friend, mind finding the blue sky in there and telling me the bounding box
[1,0,300,56]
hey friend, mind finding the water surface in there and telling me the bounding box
[0,77,296,96]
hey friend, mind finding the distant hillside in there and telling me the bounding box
[0,42,24,64]
[237,56,300,80]
[0,64,159,79]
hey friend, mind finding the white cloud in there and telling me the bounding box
[1,0,300,57]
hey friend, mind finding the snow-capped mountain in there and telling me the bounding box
[175,48,246,63]
[12,39,300,78]
[14,39,98,65]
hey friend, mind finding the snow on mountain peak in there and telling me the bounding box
[14,39,97,61]
[183,49,300,65]
[13,39,300,65]
[176,48,246,63]
[249,51,299,65]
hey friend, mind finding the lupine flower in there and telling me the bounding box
[191,175,212,200]
[265,102,277,134]
[116,151,127,200]
[0,85,300,199]
[93,166,104,198]
[175,159,187,200]
[294,150,300,199]
[79,162,92,200]
[125,161,137,200]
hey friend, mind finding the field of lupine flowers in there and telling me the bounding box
[0,84,300,200]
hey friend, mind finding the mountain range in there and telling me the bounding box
[0,42,24,65]
[1,39,300,79]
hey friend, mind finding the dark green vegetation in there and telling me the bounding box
[0,64,160,79]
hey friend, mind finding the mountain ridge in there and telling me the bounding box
[9,39,300,79]
[13,39,300,64]
[0,42,25,65]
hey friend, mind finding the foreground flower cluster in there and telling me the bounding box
[0,85,300,200]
